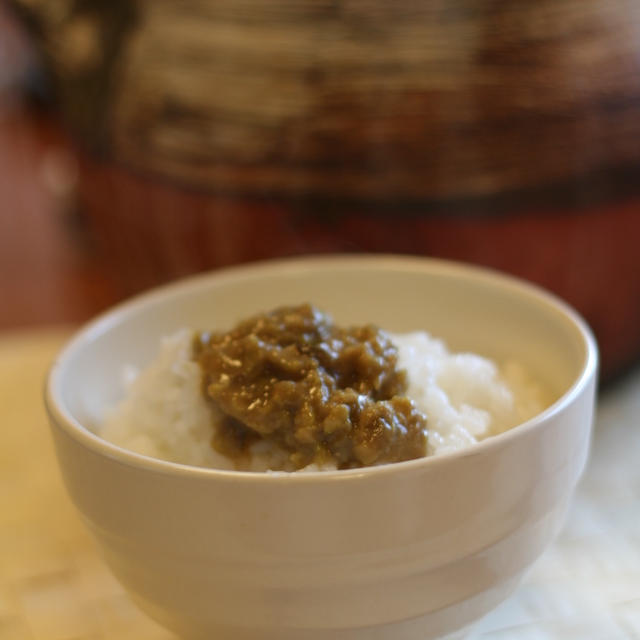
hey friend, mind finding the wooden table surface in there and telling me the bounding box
[1,327,639,640]
[0,329,172,640]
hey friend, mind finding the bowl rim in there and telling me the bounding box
[44,254,598,484]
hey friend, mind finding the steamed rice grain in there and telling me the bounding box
[100,330,545,470]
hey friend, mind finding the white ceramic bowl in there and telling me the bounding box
[45,256,597,640]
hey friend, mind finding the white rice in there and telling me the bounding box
[100,329,546,471]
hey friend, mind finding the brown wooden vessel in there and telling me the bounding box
[10,0,640,381]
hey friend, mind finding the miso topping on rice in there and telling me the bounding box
[101,305,545,471]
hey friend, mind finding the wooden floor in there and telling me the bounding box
[0,101,121,329]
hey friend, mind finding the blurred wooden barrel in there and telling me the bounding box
[11,0,640,381]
